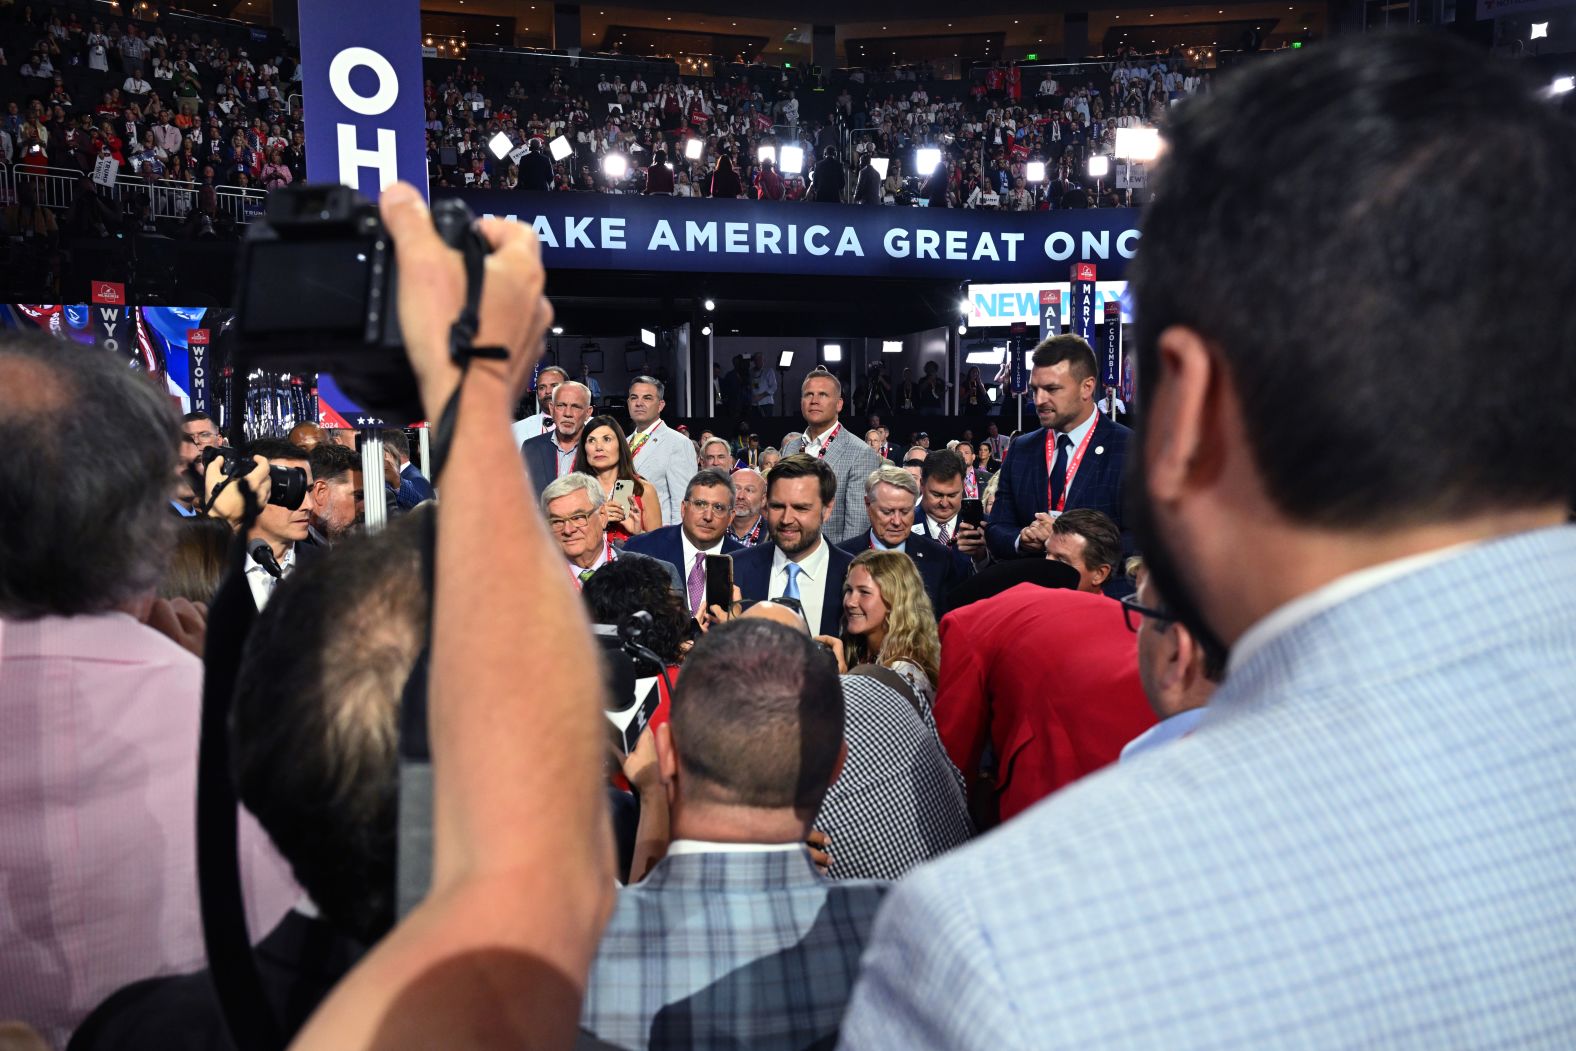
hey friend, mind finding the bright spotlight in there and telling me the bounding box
[916,147,942,176]
[640,328,657,348]
[958,323,968,335]
[488,131,513,160]
[1114,126,1163,162]
[758,144,777,165]
[703,298,716,312]
[1026,161,1046,183]
[1531,21,1549,38]
[551,326,564,335]
[870,157,890,179]
[700,324,712,336]
[965,346,1007,365]
[1552,75,1575,94]
[778,350,795,367]
[958,297,972,315]
[779,145,805,174]
[548,135,572,161]
[684,138,703,160]
[882,340,903,353]
[1088,155,1110,179]
[602,153,629,179]
[822,343,843,362]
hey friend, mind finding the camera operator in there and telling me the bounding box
[285,182,614,1051]
[233,439,318,610]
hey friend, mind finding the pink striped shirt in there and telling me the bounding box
[0,613,297,1047]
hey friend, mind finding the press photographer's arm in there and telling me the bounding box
[289,183,615,1051]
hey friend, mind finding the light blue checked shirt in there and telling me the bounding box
[839,524,1576,1049]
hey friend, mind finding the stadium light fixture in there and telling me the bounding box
[958,297,972,315]
[958,323,969,335]
[488,131,513,160]
[882,340,903,353]
[703,298,716,311]
[551,326,564,334]
[822,343,843,363]
[602,153,629,179]
[758,144,777,165]
[965,346,1007,365]
[1114,126,1163,161]
[548,135,572,161]
[778,350,795,367]
[779,144,806,175]
[870,157,890,179]
[1551,75,1575,94]
[684,138,703,161]
[640,328,657,347]
[916,147,942,176]
[1531,21,1548,38]
[1088,155,1110,179]
[1026,161,1046,183]
[700,324,712,336]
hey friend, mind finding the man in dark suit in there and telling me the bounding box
[731,454,854,637]
[838,465,971,616]
[541,472,682,594]
[379,428,435,511]
[622,467,743,614]
[521,379,592,500]
[986,334,1132,560]
[579,617,888,1050]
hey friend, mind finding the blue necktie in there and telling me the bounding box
[782,562,803,602]
[1049,433,1073,509]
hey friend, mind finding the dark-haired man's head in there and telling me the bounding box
[582,556,689,669]
[1127,34,1576,669]
[1130,559,1221,723]
[765,454,836,559]
[308,441,364,543]
[1048,509,1121,594]
[377,428,410,464]
[1,334,179,617]
[657,618,845,839]
[920,449,966,526]
[232,512,429,945]
[1029,335,1098,434]
[682,468,735,548]
[244,439,315,559]
[180,411,222,469]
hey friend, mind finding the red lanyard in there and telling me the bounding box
[628,420,661,459]
[963,470,979,499]
[808,423,841,459]
[1046,412,1099,513]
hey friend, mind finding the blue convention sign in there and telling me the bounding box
[440,189,1142,280]
[301,0,428,199]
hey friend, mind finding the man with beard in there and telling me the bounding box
[842,34,1576,1050]
[730,454,853,637]
[306,442,365,547]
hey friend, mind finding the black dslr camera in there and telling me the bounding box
[201,445,308,510]
[233,184,491,424]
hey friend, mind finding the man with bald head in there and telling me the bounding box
[728,467,767,547]
[287,422,326,450]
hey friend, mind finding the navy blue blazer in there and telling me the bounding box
[985,413,1132,560]
[836,530,973,617]
[621,525,744,611]
[730,539,854,637]
[521,432,565,500]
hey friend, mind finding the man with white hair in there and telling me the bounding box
[837,466,972,613]
[699,436,734,471]
[540,472,681,592]
[522,380,593,500]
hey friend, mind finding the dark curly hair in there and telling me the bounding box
[582,556,689,669]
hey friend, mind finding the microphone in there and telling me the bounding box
[247,538,283,579]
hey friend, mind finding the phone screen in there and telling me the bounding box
[960,498,985,528]
[704,554,734,613]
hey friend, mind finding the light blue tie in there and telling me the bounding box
[782,562,803,602]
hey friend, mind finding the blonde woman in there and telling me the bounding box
[838,549,942,714]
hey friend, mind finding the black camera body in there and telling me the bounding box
[233,184,491,424]
[201,445,308,510]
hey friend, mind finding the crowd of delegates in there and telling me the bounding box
[422,47,1204,207]
[0,2,304,239]
[4,31,1576,1051]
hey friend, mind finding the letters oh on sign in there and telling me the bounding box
[301,0,428,200]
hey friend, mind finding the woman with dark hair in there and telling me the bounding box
[573,415,663,542]
[582,556,690,672]
[708,154,742,199]
[962,366,989,412]
[644,148,674,194]
[158,516,233,604]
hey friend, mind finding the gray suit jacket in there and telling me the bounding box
[784,426,883,546]
[629,423,696,528]
[581,849,889,1051]
[841,525,1576,1049]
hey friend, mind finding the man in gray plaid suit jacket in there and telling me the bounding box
[782,370,883,546]
[580,615,889,1051]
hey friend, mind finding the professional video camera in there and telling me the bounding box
[232,184,491,424]
[201,444,308,510]
[593,611,670,756]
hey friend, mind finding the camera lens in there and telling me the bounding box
[268,465,308,510]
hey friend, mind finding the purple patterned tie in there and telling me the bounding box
[687,551,706,611]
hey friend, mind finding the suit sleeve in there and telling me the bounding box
[933,613,991,789]
[838,865,1030,1051]
[986,451,1024,560]
[662,438,696,527]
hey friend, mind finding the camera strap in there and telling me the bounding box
[428,239,508,484]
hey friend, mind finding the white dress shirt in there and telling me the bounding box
[567,541,612,588]
[245,543,296,611]
[510,412,551,446]
[680,530,726,609]
[770,537,831,635]
[800,424,838,460]
[915,512,959,546]
[666,839,804,857]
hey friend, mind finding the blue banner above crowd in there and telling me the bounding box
[438,190,1143,281]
